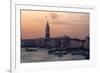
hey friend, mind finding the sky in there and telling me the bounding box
[21,10,89,39]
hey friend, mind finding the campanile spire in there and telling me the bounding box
[45,21,50,38]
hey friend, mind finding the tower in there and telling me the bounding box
[45,21,50,38]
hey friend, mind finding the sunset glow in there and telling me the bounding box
[21,10,89,39]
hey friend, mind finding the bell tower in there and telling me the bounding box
[45,21,50,38]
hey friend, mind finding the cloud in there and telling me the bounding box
[50,13,58,19]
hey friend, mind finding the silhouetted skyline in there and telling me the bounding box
[21,10,89,39]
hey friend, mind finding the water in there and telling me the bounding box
[21,48,87,63]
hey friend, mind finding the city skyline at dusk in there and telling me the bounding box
[21,10,89,39]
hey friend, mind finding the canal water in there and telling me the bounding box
[21,48,86,63]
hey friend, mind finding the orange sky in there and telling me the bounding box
[21,10,89,39]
